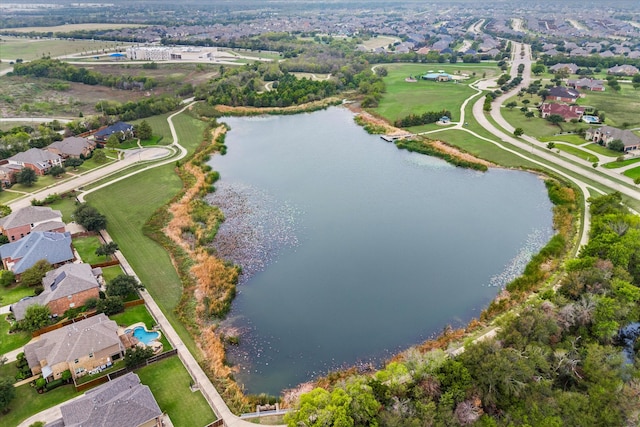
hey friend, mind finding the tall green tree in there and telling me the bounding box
[74,204,107,232]
[20,304,52,332]
[20,259,52,287]
[16,168,37,187]
[0,376,16,414]
[134,120,153,140]
[106,274,142,298]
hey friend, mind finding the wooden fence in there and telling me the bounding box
[91,259,120,269]
[32,310,99,337]
[124,298,145,308]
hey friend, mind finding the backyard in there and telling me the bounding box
[0,313,31,354]
[577,85,640,128]
[136,356,216,427]
[72,235,104,265]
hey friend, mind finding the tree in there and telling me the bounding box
[525,111,535,119]
[124,346,154,368]
[92,149,107,164]
[0,270,15,287]
[531,63,546,75]
[0,205,11,218]
[16,168,37,187]
[607,139,625,152]
[74,204,107,232]
[134,120,153,141]
[95,242,119,258]
[522,99,530,106]
[513,127,524,137]
[547,142,556,149]
[20,304,51,332]
[106,274,142,298]
[64,157,83,170]
[547,114,565,129]
[20,259,53,287]
[634,177,640,186]
[48,165,65,178]
[505,101,518,110]
[0,376,15,414]
[95,296,124,315]
[106,133,121,148]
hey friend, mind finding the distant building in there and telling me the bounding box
[126,45,219,61]
[549,63,579,74]
[94,122,134,144]
[539,103,586,121]
[546,86,581,103]
[607,64,640,76]
[422,73,453,82]
[45,136,96,159]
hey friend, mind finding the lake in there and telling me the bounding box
[207,107,554,395]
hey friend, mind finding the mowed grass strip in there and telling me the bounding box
[539,134,588,145]
[624,165,640,180]
[603,157,640,169]
[583,143,622,158]
[554,144,599,162]
[136,356,215,427]
[0,37,128,61]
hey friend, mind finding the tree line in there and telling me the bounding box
[394,109,453,128]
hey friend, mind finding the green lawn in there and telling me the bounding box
[554,144,599,162]
[1,382,81,427]
[111,304,155,329]
[136,356,215,427]
[374,63,498,123]
[0,314,31,354]
[623,165,640,180]
[603,157,640,169]
[0,284,35,306]
[46,196,79,222]
[133,113,173,145]
[500,107,587,139]
[584,143,621,158]
[101,265,124,282]
[0,37,127,62]
[577,86,640,128]
[428,128,538,169]
[85,111,206,362]
[72,235,104,265]
[539,134,588,145]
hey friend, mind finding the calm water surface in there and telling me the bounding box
[208,107,554,395]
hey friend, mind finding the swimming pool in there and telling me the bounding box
[125,326,160,346]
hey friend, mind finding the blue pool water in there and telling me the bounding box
[127,326,159,345]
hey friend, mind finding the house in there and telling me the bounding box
[11,263,101,321]
[607,64,640,76]
[567,78,605,91]
[586,126,640,152]
[546,86,581,103]
[49,373,163,427]
[0,163,22,187]
[45,136,96,159]
[24,313,126,381]
[539,103,586,121]
[0,231,73,275]
[0,205,64,242]
[549,63,580,74]
[93,122,134,144]
[6,148,63,176]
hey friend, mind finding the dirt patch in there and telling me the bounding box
[345,103,407,136]
[213,97,341,115]
[430,140,493,167]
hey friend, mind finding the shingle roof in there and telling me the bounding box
[24,313,123,370]
[59,373,162,427]
[0,206,62,230]
[0,231,73,274]
[11,263,100,320]
[591,126,640,148]
[548,86,580,100]
[94,122,133,139]
[46,137,93,157]
[8,148,61,170]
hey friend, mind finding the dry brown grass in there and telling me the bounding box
[213,97,341,115]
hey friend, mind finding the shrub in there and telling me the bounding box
[45,379,64,391]
[35,378,46,391]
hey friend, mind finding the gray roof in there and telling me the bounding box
[12,263,100,320]
[46,137,93,157]
[24,313,123,371]
[0,205,62,231]
[31,220,66,233]
[589,126,640,148]
[8,148,61,170]
[0,231,73,274]
[59,373,162,427]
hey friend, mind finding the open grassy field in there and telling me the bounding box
[0,36,130,61]
[1,382,81,427]
[359,35,402,50]
[1,23,146,34]
[499,107,588,139]
[85,111,207,360]
[374,63,499,123]
[554,144,599,162]
[0,314,31,354]
[136,356,215,427]
[577,86,640,128]
[133,113,173,144]
[428,128,539,169]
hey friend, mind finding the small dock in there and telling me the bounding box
[381,134,414,142]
